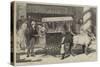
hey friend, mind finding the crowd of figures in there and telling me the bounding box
[16,15,96,60]
[16,16,46,57]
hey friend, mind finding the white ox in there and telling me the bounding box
[71,20,95,55]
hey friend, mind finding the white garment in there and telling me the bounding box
[38,26,46,48]
[16,23,27,51]
[60,44,65,54]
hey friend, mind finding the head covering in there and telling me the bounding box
[31,21,36,25]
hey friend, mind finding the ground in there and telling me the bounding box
[16,40,97,65]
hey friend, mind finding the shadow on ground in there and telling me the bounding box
[16,46,96,63]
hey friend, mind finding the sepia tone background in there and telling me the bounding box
[12,2,97,65]
[0,0,100,67]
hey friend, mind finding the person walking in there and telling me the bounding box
[60,32,66,60]
[26,21,38,57]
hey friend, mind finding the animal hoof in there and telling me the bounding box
[61,57,64,60]
[27,55,30,57]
